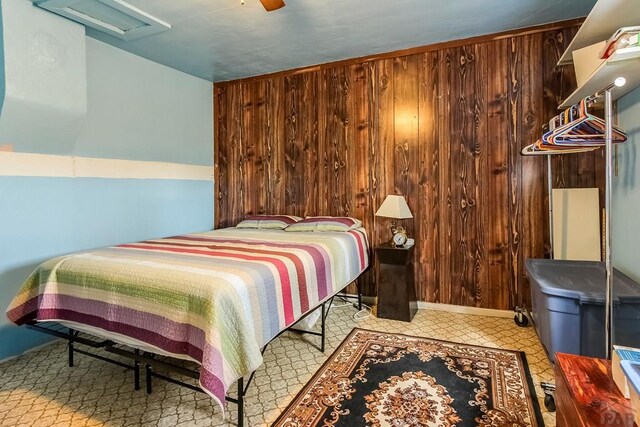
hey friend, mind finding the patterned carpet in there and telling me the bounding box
[272,329,543,426]
[0,305,555,426]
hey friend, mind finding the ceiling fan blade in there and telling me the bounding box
[259,0,285,11]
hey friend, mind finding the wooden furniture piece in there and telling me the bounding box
[555,352,637,427]
[375,244,417,322]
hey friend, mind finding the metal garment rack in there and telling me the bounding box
[24,285,360,427]
[603,83,615,360]
[520,80,621,359]
[514,80,621,412]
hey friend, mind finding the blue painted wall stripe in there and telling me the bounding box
[0,176,213,360]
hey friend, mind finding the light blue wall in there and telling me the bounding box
[0,178,213,359]
[612,87,640,283]
[0,3,4,117]
[73,39,213,165]
[0,28,213,359]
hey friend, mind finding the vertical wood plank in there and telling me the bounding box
[437,48,453,305]
[316,71,329,217]
[520,33,545,309]
[449,45,478,307]
[351,64,371,239]
[508,37,523,310]
[284,75,305,216]
[242,82,256,216]
[542,29,565,255]
[302,72,319,217]
[377,59,395,246]
[485,39,511,310]
[344,66,355,218]
[227,84,244,226]
[362,61,378,296]
[263,79,275,214]
[473,42,489,308]
[393,55,420,297]
[254,80,268,214]
[325,67,350,216]
[558,29,580,189]
[214,86,229,228]
[346,63,372,294]
[393,56,419,233]
[545,29,573,190]
[417,51,440,303]
[270,77,286,214]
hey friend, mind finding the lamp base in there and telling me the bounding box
[388,220,397,247]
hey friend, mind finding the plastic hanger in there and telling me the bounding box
[548,99,627,146]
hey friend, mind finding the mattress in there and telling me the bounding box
[6,227,369,409]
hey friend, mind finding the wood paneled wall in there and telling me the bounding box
[214,22,604,310]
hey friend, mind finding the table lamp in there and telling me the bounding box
[375,195,413,247]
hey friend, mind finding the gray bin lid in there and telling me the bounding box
[525,259,640,305]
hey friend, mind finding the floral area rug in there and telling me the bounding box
[271,328,543,427]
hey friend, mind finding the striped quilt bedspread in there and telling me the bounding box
[6,227,369,408]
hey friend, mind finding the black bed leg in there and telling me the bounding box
[237,377,244,427]
[146,365,153,394]
[134,350,141,391]
[68,329,74,367]
[321,303,326,353]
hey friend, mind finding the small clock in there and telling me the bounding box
[391,226,408,248]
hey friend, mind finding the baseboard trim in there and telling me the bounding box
[416,302,513,318]
[0,338,61,365]
[340,293,513,319]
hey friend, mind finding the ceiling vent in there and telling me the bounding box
[32,0,171,41]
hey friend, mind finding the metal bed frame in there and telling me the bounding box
[24,286,362,427]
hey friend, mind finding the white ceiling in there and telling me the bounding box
[83,0,597,82]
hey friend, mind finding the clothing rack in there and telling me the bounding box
[522,78,626,359]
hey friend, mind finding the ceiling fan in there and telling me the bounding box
[258,0,286,11]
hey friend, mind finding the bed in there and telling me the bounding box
[6,226,369,420]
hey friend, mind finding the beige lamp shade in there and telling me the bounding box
[375,195,413,219]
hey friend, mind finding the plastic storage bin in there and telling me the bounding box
[526,259,640,363]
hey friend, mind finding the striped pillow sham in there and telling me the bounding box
[236,215,302,230]
[284,216,362,232]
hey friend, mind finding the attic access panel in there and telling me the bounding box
[33,0,171,41]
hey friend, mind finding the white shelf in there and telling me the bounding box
[558,0,640,65]
[559,46,640,108]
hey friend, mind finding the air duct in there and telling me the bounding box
[32,0,171,41]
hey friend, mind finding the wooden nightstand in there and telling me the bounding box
[375,244,417,322]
